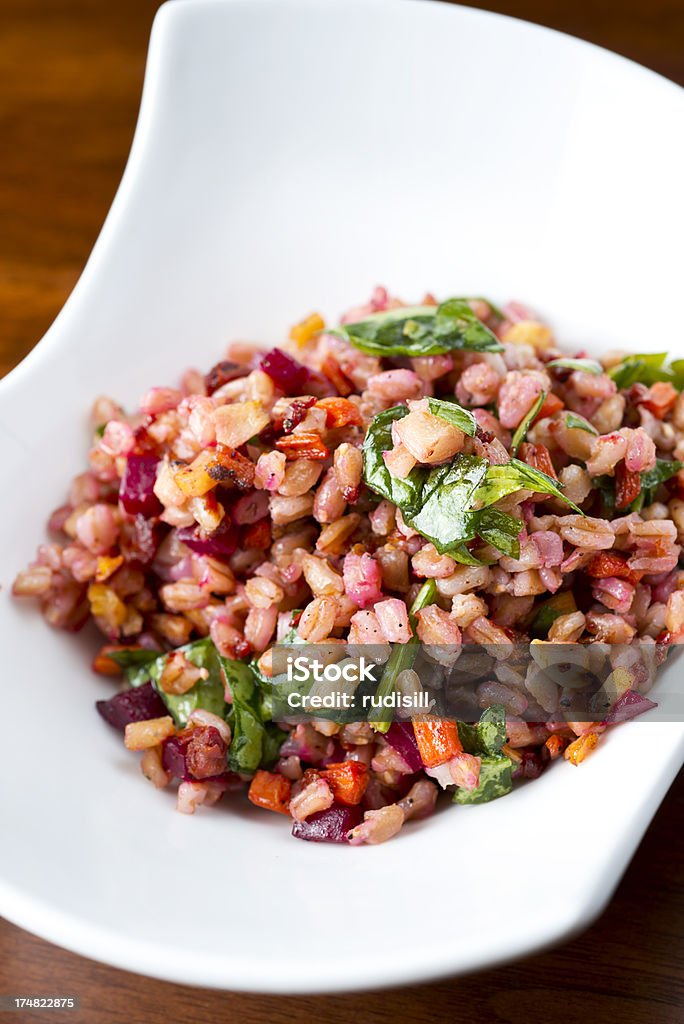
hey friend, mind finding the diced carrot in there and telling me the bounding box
[315,397,363,429]
[563,731,600,765]
[615,460,641,509]
[518,442,558,480]
[533,392,564,423]
[640,381,678,420]
[544,734,567,760]
[241,518,272,550]
[92,642,145,676]
[320,761,369,805]
[412,718,463,768]
[248,770,292,815]
[289,312,325,347]
[321,354,354,397]
[586,550,642,584]
[276,432,330,460]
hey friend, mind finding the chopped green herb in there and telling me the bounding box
[332,298,503,357]
[547,357,603,375]
[452,754,513,804]
[511,390,546,455]
[148,639,226,727]
[427,397,477,436]
[457,705,507,756]
[564,412,598,435]
[608,353,670,389]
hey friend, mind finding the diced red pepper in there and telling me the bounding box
[533,392,564,423]
[639,381,678,420]
[276,432,330,460]
[315,397,363,429]
[586,550,642,584]
[319,761,369,805]
[248,770,292,815]
[615,460,641,509]
[321,355,354,397]
[518,441,558,480]
[412,718,463,768]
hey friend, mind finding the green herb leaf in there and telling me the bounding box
[511,390,546,455]
[474,458,581,513]
[457,705,507,756]
[405,456,489,554]
[452,754,513,804]
[427,397,477,436]
[361,405,426,513]
[334,298,503,357]
[148,639,227,727]
[475,508,523,559]
[564,412,598,435]
[640,458,683,505]
[547,357,603,374]
[220,655,286,773]
[530,591,577,637]
[608,353,669,389]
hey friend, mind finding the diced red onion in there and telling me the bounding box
[119,455,163,518]
[384,722,423,773]
[176,517,239,560]
[291,803,363,843]
[259,348,309,393]
[96,682,166,730]
[605,689,658,724]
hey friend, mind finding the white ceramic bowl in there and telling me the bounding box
[1,0,683,994]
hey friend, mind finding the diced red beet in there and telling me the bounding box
[384,722,423,773]
[176,516,239,559]
[512,746,550,780]
[260,348,309,393]
[605,689,658,724]
[120,455,163,518]
[96,682,166,731]
[161,732,231,783]
[291,803,363,843]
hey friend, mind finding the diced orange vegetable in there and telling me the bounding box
[92,643,147,676]
[586,550,642,585]
[175,444,255,497]
[320,761,369,805]
[518,442,558,480]
[544,734,567,760]
[412,718,463,768]
[321,355,354,397]
[276,432,330,460]
[248,770,292,815]
[289,312,325,347]
[87,583,127,627]
[615,460,641,509]
[95,555,124,582]
[640,381,678,420]
[564,731,600,765]
[315,397,363,429]
[533,392,564,423]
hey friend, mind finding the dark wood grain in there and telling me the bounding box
[1,0,683,1020]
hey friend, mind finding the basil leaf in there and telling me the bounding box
[475,508,523,559]
[221,655,286,774]
[547,357,603,374]
[530,591,577,637]
[608,353,669,389]
[362,405,426,513]
[448,543,493,566]
[452,754,513,804]
[473,459,581,513]
[107,647,160,670]
[511,391,546,455]
[149,639,227,727]
[405,455,489,554]
[334,298,503,357]
[640,458,683,505]
[565,412,598,435]
[458,705,507,756]
[427,397,477,436]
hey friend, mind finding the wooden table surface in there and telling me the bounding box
[1,1,683,1020]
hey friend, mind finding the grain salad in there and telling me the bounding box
[12,288,684,844]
